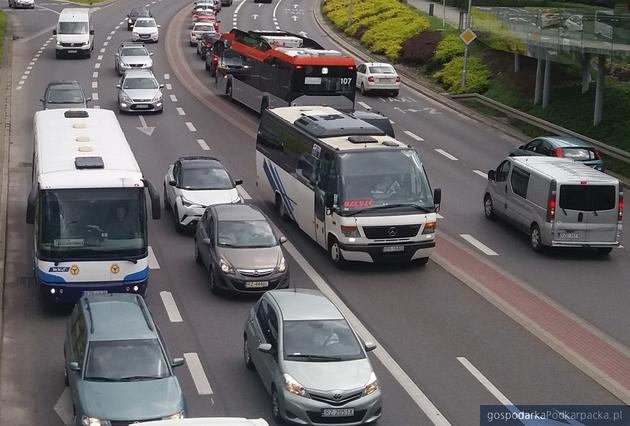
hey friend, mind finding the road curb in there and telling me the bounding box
[311,0,528,143]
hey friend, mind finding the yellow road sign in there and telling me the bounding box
[460,28,477,45]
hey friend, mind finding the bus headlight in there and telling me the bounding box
[340,225,360,238]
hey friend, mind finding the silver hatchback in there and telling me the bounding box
[243,289,382,425]
[117,69,164,113]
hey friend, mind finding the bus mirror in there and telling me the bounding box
[234,178,243,186]
[26,184,38,225]
[143,179,161,220]
[433,188,442,211]
[324,193,335,209]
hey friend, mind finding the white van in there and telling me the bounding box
[484,156,623,254]
[54,8,94,58]
[136,418,268,426]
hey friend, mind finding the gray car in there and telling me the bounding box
[41,80,90,110]
[194,203,289,295]
[117,69,164,113]
[243,289,382,425]
[115,42,154,75]
[64,294,186,425]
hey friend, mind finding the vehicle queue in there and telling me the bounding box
[28,1,624,425]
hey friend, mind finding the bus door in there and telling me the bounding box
[314,148,336,249]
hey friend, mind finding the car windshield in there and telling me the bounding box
[217,220,277,248]
[130,8,150,17]
[122,47,148,56]
[58,22,88,34]
[181,165,233,190]
[135,19,156,27]
[123,77,158,89]
[369,65,395,74]
[47,88,84,103]
[283,320,364,361]
[84,339,170,381]
[195,25,214,32]
[338,149,434,213]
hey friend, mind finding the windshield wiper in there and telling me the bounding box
[287,354,343,362]
[118,375,162,382]
[85,376,120,382]
[348,203,433,216]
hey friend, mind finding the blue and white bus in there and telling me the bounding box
[27,109,161,303]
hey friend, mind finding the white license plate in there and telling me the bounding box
[135,104,149,109]
[322,408,354,417]
[245,281,268,288]
[67,50,77,54]
[84,290,108,296]
[383,245,404,253]
[559,231,581,240]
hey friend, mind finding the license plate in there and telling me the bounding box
[67,50,77,54]
[245,281,268,288]
[383,245,404,253]
[559,231,580,240]
[84,290,108,296]
[322,408,354,417]
[135,104,149,109]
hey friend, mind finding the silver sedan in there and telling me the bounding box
[116,69,164,113]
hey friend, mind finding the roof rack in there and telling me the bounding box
[136,295,155,332]
[293,112,385,138]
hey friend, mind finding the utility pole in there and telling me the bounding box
[460,0,473,90]
[442,0,446,29]
[347,0,353,27]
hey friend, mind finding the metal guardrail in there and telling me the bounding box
[450,93,630,164]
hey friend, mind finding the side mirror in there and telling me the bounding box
[324,193,335,209]
[143,179,161,220]
[69,361,80,371]
[257,343,273,354]
[115,52,120,57]
[157,24,162,28]
[52,29,57,35]
[433,188,442,213]
[168,180,176,187]
[85,97,92,102]
[149,52,154,56]
[364,342,377,352]
[40,98,45,103]
[159,84,165,88]
[487,170,496,181]
[89,29,94,35]
[202,237,211,246]
[234,178,243,186]
[279,236,287,245]
[171,357,185,368]
[116,84,121,89]
[26,184,37,224]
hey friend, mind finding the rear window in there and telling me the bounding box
[563,148,597,161]
[559,185,616,211]
[369,65,395,74]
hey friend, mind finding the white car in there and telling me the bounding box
[164,156,243,232]
[132,17,160,43]
[9,0,34,8]
[190,22,217,46]
[356,62,400,97]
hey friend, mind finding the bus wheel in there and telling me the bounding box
[328,237,347,269]
[275,193,289,221]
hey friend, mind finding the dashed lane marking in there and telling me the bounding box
[91,81,98,89]
[435,149,458,161]
[184,353,213,395]
[148,246,160,269]
[92,72,98,78]
[357,101,371,110]
[403,130,424,141]
[185,122,196,132]
[164,73,170,80]
[473,170,488,179]
[176,107,185,116]
[196,139,210,150]
[165,83,172,90]
[92,93,99,101]
[160,291,183,323]
[170,94,177,102]
[460,234,498,256]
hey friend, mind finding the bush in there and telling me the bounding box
[361,13,430,60]
[434,56,492,94]
[399,31,443,65]
[434,34,464,63]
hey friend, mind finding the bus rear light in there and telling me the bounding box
[295,65,302,69]
[553,147,564,157]
[191,32,196,36]
[367,76,374,82]
[347,66,354,70]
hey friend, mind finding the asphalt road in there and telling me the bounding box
[0,0,626,425]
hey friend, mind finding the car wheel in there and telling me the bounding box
[328,237,347,269]
[173,206,185,233]
[360,83,367,95]
[243,335,255,370]
[530,223,544,253]
[194,239,202,265]
[271,388,284,424]
[483,194,496,220]
[413,257,429,266]
[163,185,170,211]
[208,268,219,295]
[597,247,613,255]
[391,89,399,97]
[275,193,289,221]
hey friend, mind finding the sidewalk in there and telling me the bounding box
[406,0,462,27]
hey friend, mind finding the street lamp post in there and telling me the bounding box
[460,0,473,90]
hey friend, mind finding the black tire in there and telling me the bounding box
[205,60,211,71]
[597,247,613,255]
[328,237,347,269]
[243,335,255,370]
[55,50,62,59]
[173,206,185,233]
[529,223,545,253]
[360,83,367,96]
[391,89,399,97]
[194,239,202,265]
[163,185,170,211]
[208,268,219,295]
[275,193,289,221]
[271,388,283,424]
[413,257,429,266]
[483,194,496,220]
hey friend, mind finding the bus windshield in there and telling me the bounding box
[338,150,434,214]
[38,188,147,260]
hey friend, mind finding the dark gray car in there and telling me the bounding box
[64,294,186,425]
[41,80,89,109]
[194,203,289,295]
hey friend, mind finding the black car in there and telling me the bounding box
[40,80,89,110]
[127,7,152,31]
[206,48,248,77]
[196,32,221,60]
[194,204,289,295]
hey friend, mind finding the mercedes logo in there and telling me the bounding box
[387,227,397,237]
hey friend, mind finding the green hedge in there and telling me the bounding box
[434,56,491,94]
[434,34,465,63]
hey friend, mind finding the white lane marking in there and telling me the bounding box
[147,246,160,269]
[106,35,112,41]
[282,240,451,425]
[275,25,281,30]
[184,353,213,395]
[103,41,108,46]
[457,357,514,406]
[460,234,498,256]
[196,139,210,150]
[16,86,22,90]
[170,94,178,102]
[234,0,247,18]
[91,81,98,89]
[110,30,115,35]
[165,83,172,90]
[24,70,30,75]
[403,130,424,141]
[115,25,120,30]
[97,55,103,60]
[436,213,444,219]
[35,54,40,58]
[357,101,371,110]
[100,48,106,53]
[29,62,35,65]
[120,20,125,25]
[20,75,27,80]
[185,122,197,132]
[237,186,252,200]
[164,73,170,80]
[92,72,98,78]
[473,170,488,179]
[94,62,101,69]
[272,0,284,20]
[176,107,185,116]
[92,93,99,101]
[435,149,458,161]
[160,291,183,323]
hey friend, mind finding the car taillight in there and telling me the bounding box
[367,76,374,82]
[553,147,564,157]
[212,54,218,62]
[191,32,196,36]
[206,42,212,47]
[619,188,624,223]
[593,148,602,160]
[547,180,557,222]
[395,76,400,82]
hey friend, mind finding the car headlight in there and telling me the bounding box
[128,19,133,23]
[284,373,308,397]
[119,61,128,67]
[364,372,379,396]
[81,417,111,426]
[340,225,360,238]
[152,92,162,102]
[180,197,202,208]
[132,32,139,37]
[162,411,185,420]
[120,92,132,103]
[277,256,286,273]
[219,258,234,274]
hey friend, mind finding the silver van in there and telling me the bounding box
[484,156,623,254]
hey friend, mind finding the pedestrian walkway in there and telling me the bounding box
[405,0,462,27]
